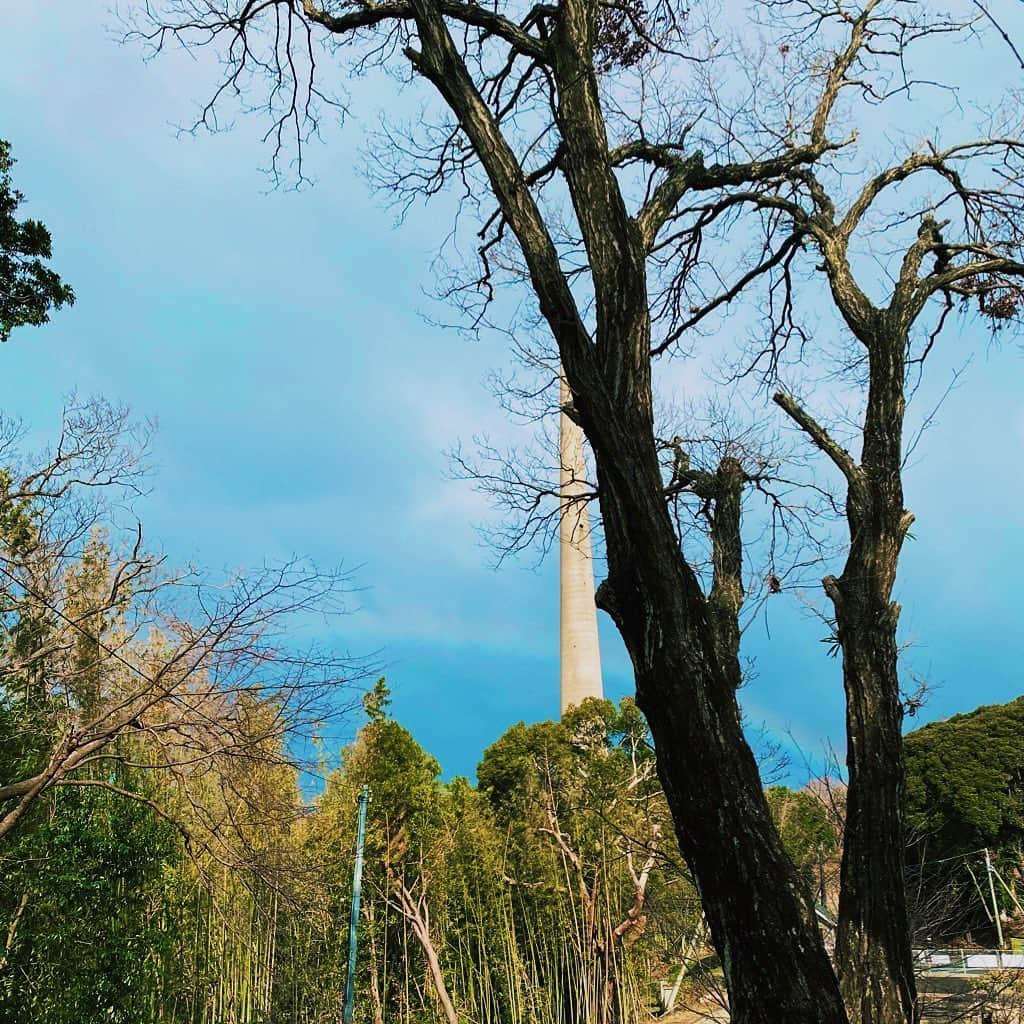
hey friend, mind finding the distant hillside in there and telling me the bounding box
[905,696,1024,860]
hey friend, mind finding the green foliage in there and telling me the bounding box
[0,469,38,557]
[306,711,451,1023]
[343,716,442,858]
[0,778,184,1024]
[361,677,392,723]
[905,696,1024,859]
[288,695,695,1024]
[0,474,56,809]
[0,687,714,1023]
[0,140,75,342]
[477,698,695,1024]
[63,533,116,717]
[765,786,837,895]
[479,697,655,822]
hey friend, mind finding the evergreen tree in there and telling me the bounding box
[0,140,74,342]
[905,698,1024,860]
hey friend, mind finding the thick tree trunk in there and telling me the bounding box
[650,698,844,1022]
[829,326,918,1024]
[593,423,847,1024]
[403,6,847,1016]
[546,14,847,1009]
[832,585,916,1024]
[628,626,845,1024]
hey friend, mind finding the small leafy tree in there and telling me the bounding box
[0,140,74,342]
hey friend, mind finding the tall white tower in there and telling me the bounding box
[559,375,604,716]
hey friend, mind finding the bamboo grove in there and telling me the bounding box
[2,403,1024,1023]
[0,402,814,1022]
[0,346,826,1024]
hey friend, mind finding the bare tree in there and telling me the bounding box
[386,868,461,1024]
[127,0,1023,1020]
[0,400,363,874]
[692,4,1024,1020]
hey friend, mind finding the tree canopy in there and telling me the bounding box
[0,140,74,342]
[905,697,1024,860]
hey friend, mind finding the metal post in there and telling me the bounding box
[342,785,370,1024]
[985,848,1005,956]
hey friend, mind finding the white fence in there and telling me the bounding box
[916,949,1024,972]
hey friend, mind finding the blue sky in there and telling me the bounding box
[2,2,1022,782]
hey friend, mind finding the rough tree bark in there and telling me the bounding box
[403,1,847,1018]
[774,214,969,1024]
[830,326,917,1024]
[775,334,916,1024]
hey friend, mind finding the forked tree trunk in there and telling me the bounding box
[394,882,460,1024]
[592,418,847,1024]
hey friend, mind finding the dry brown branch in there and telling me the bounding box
[0,404,366,884]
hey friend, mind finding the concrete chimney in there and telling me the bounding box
[559,374,604,716]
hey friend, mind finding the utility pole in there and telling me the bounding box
[985,848,1005,953]
[342,785,370,1024]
